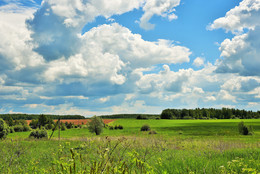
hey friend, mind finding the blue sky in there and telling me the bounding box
[1,0,260,116]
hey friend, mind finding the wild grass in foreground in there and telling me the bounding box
[1,119,260,173]
[0,135,259,173]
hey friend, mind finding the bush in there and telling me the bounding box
[0,118,9,139]
[23,125,31,132]
[149,130,157,134]
[141,124,150,131]
[29,129,48,139]
[13,125,24,132]
[61,123,67,131]
[45,123,54,130]
[136,115,148,119]
[238,121,253,135]
[183,116,193,120]
[88,116,104,135]
[114,125,124,130]
[117,125,124,130]
[9,127,15,133]
[66,122,74,129]
[13,125,31,132]
[109,126,114,130]
[29,119,38,129]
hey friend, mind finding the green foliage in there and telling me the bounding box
[0,118,9,139]
[0,119,260,173]
[161,108,260,119]
[45,123,54,130]
[9,126,15,133]
[219,157,259,174]
[5,115,14,126]
[29,119,38,129]
[61,123,67,131]
[161,109,174,119]
[87,116,104,135]
[65,122,74,129]
[51,138,155,174]
[14,119,27,126]
[0,114,85,120]
[141,124,151,131]
[38,114,54,128]
[29,129,48,139]
[114,125,124,130]
[13,125,31,132]
[136,115,148,119]
[238,121,253,135]
[100,114,159,119]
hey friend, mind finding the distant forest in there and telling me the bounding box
[161,108,260,119]
[0,114,85,120]
[1,108,259,120]
[100,114,159,119]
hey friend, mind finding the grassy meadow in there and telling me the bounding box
[1,119,260,173]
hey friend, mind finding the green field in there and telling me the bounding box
[1,119,260,173]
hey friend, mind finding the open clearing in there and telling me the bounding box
[1,119,260,173]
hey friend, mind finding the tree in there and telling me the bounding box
[38,115,54,128]
[161,109,174,119]
[0,118,9,139]
[87,116,104,135]
[5,115,14,126]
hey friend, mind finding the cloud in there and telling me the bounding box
[140,0,180,30]
[193,57,204,67]
[209,0,260,76]
[208,0,260,34]
[40,23,191,87]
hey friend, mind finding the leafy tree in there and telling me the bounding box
[29,119,39,129]
[0,118,9,139]
[87,116,104,135]
[161,109,174,119]
[38,115,54,128]
[5,115,14,126]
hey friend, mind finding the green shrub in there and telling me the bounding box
[29,119,38,129]
[0,118,9,139]
[29,129,48,139]
[183,116,193,119]
[117,125,124,130]
[66,122,73,129]
[136,115,148,119]
[238,121,253,135]
[13,125,24,132]
[61,123,67,131]
[45,123,54,130]
[23,125,31,132]
[13,125,31,132]
[88,116,104,135]
[114,125,124,130]
[148,130,157,134]
[109,126,114,130]
[9,126,15,133]
[141,124,150,131]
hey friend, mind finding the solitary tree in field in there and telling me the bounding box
[87,116,104,135]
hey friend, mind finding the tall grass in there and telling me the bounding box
[1,119,259,173]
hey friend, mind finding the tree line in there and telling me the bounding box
[161,108,260,119]
[100,114,159,119]
[0,114,85,120]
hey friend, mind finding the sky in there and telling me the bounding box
[0,0,260,117]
